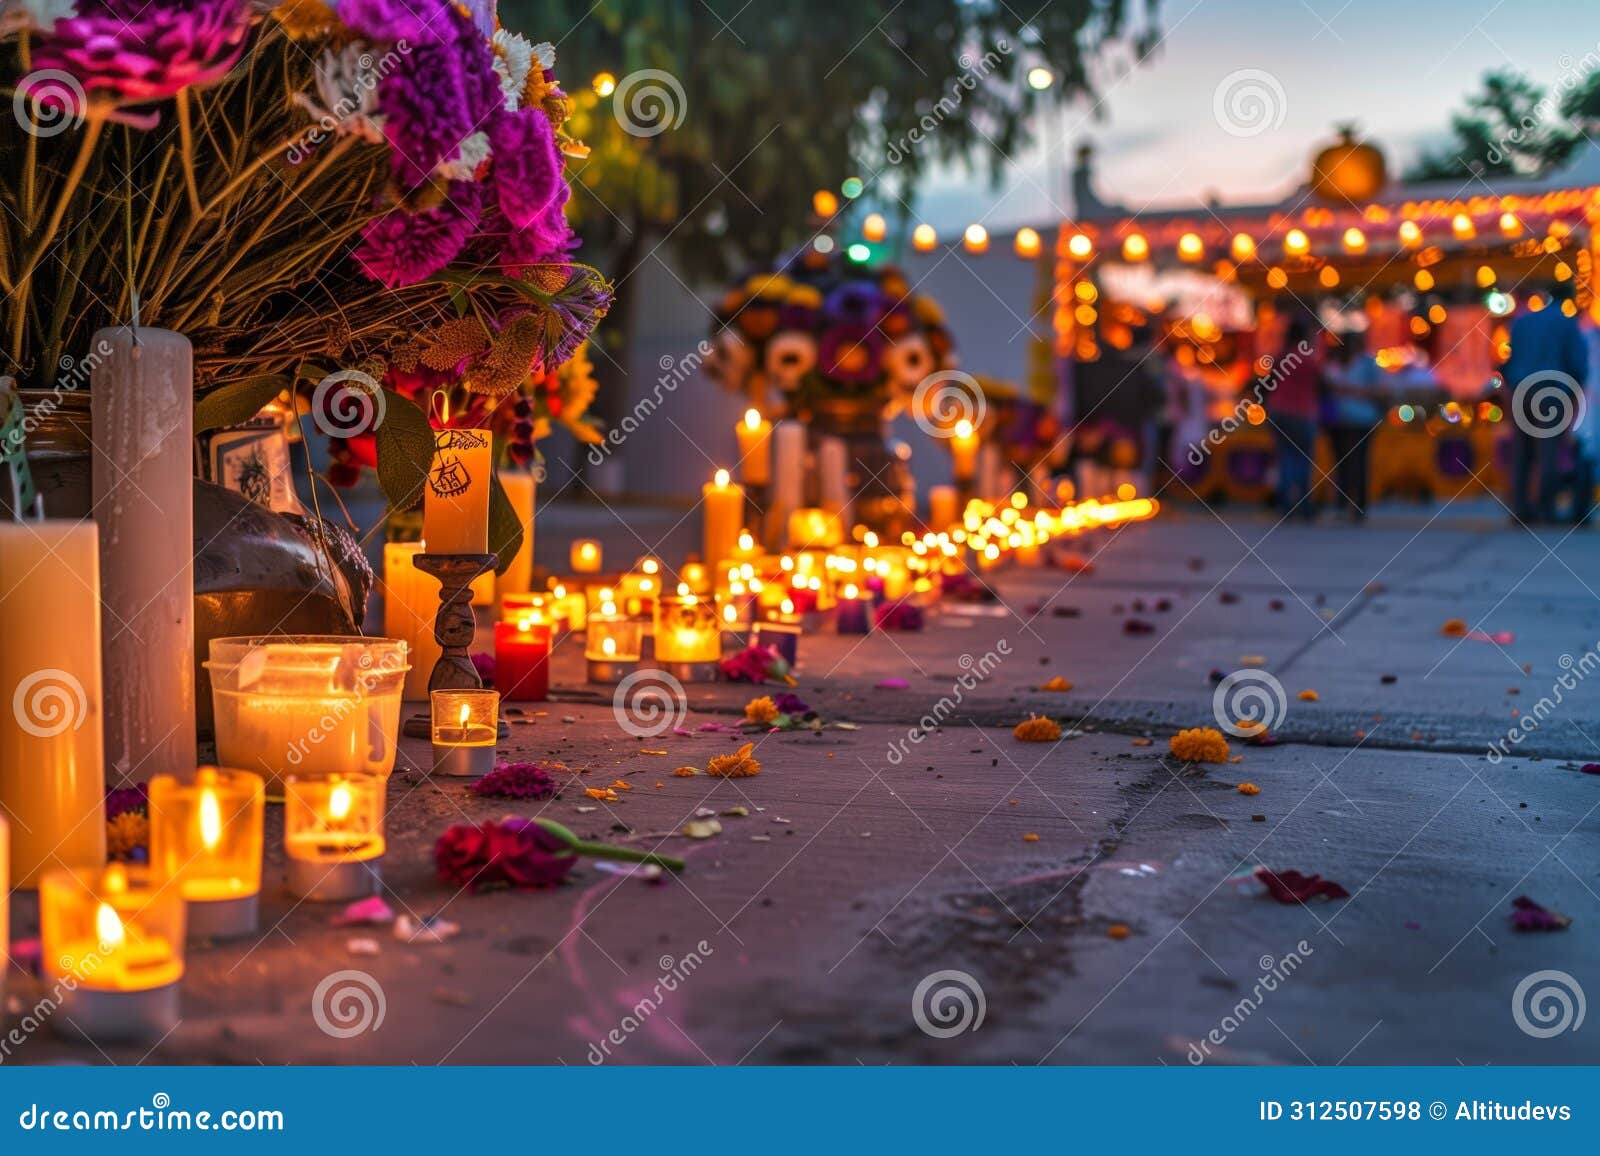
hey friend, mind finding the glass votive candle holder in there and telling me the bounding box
[148,767,265,940]
[585,615,642,683]
[750,619,801,667]
[836,582,872,635]
[618,569,659,618]
[679,561,711,594]
[430,689,499,778]
[551,583,587,632]
[570,538,603,573]
[39,864,185,1042]
[494,611,552,702]
[654,594,724,679]
[283,772,386,901]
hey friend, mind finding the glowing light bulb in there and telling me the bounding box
[1231,233,1256,260]
[1177,232,1203,261]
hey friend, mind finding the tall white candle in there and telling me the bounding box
[90,327,196,785]
[0,520,107,886]
[769,421,806,550]
[816,436,849,515]
[497,468,537,594]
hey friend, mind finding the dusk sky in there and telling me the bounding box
[911,0,1596,232]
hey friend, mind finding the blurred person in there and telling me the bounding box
[1320,329,1386,521]
[1504,281,1588,524]
[1265,311,1324,519]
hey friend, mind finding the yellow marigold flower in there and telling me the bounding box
[271,0,338,38]
[911,297,946,325]
[786,285,824,309]
[585,787,619,802]
[1297,689,1319,701]
[744,273,794,300]
[707,742,761,778]
[744,695,779,724]
[107,811,148,860]
[1040,676,1073,692]
[1169,726,1230,764]
[1014,716,1062,742]
[1238,782,1261,795]
[1106,923,1131,939]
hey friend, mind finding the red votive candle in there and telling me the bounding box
[494,616,551,702]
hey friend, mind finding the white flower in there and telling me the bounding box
[292,41,387,143]
[437,131,490,181]
[0,0,75,35]
[492,29,535,110]
[530,41,556,73]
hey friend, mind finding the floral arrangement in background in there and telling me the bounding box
[703,252,955,423]
[2,0,609,520]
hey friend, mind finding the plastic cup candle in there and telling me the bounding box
[494,611,551,702]
[39,864,184,1042]
[430,689,499,778]
[148,768,265,940]
[654,593,723,676]
[702,469,744,570]
[736,409,772,485]
[570,538,603,573]
[949,419,979,482]
[585,615,642,683]
[205,636,409,789]
[836,582,871,635]
[283,772,385,900]
[423,429,493,555]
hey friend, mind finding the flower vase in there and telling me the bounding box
[90,327,197,785]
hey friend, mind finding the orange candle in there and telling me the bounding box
[702,469,744,571]
[736,409,772,485]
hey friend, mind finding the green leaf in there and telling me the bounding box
[193,375,289,433]
[373,391,434,513]
[488,470,525,577]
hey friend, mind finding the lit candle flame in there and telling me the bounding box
[458,703,470,728]
[744,408,762,431]
[329,781,353,822]
[714,468,730,488]
[954,418,974,439]
[517,614,533,632]
[199,788,223,851]
[843,583,859,599]
[96,901,125,950]
[723,604,737,623]
[602,636,617,657]
[781,598,794,615]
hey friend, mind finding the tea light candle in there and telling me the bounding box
[654,594,723,678]
[39,864,184,1041]
[702,469,744,570]
[552,582,587,632]
[384,542,443,701]
[836,582,871,634]
[494,612,551,701]
[148,768,264,940]
[571,538,603,573]
[283,772,385,900]
[619,560,660,618]
[430,689,498,778]
[949,420,979,482]
[585,615,642,683]
[736,409,772,486]
[0,519,106,887]
[424,428,493,554]
[787,507,842,549]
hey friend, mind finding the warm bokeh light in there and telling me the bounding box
[963,224,989,252]
[912,223,938,251]
[1014,227,1042,258]
[1177,232,1203,261]
[592,71,616,96]
[1122,233,1148,261]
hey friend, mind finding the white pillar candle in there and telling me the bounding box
[769,421,806,550]
[90,327,195,786]
[497,468,537,594]
[383,542,442,701]
[702,469,744,572]
[0,520,107,887]
[816,437,849,515]
[423,428,492,555]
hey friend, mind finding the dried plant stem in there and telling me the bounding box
[11,115,103,361]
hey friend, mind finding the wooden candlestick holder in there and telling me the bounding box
[415,552,497,691]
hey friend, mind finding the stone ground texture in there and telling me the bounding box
[9,502,1600,1065]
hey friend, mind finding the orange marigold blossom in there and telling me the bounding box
[1014,715,1062,742]
[1238,782,1261,795]
[707,742,761,778]
[744,696,779,724]
[1169,726,1230,763]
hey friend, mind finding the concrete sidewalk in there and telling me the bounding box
[9,503,1599,1065]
